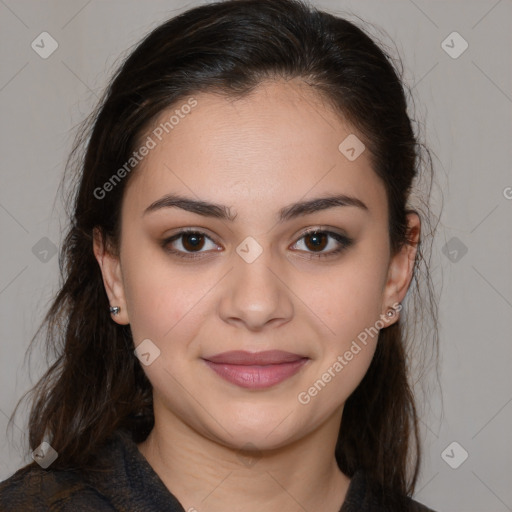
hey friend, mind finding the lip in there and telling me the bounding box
[202,350,309,389]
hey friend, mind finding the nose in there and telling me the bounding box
[217,243,294,332]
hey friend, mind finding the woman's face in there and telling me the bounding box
[95,79,416,451]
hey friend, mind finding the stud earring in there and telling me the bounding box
[109,306,121,316]
[386,303,401,318]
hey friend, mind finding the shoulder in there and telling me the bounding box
[0,459,114,511]
[342,470,438,512]
[1,429,186,512]
[402,495,437,512]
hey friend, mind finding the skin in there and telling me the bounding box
[93,78,420,512]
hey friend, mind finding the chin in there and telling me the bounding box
[197,405,308,451]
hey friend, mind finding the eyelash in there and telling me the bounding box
[162,227,354,261]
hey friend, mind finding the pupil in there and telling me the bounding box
[184,233,204,251]
[306,232,326,251]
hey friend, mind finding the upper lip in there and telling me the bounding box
[203,350,307,365]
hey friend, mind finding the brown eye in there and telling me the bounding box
[303,232,329,252]
[291,229,354,258]
[181,232,206,252]
[162,229,220,259]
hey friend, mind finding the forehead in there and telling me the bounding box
[123,79,386,221]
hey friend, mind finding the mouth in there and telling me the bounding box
[202,350,310,389]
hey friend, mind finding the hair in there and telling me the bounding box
[11,0,440,503]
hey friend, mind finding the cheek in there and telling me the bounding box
[126,282,196,345]
[303,257,387,342]
[120,243,189,342]
[121,244,219,352]
[297,270,384,413]
[294,241,388,401]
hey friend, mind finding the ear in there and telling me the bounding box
[381,212,421,325]
[93,227,130,325]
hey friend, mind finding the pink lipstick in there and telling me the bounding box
[202,350,309,389]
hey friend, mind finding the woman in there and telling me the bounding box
[1,0,439,510]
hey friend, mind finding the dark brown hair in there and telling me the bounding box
[11,0,439,501]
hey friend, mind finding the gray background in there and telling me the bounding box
[1,1,511,511]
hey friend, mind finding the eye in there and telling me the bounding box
[162,227,354,261]
[291,229,354,258]
[162,229,220,259]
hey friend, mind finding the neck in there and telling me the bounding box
[137,402,350,512]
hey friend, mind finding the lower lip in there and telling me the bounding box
[203,358,309,389]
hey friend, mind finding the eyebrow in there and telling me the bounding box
[143,192,368,222]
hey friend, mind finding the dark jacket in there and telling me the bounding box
[0,429,437,511]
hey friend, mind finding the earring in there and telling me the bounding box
[386,303,401,318]
[109,306,121,316]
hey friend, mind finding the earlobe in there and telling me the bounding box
[382,212,421,323]
[92,228,130,325]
